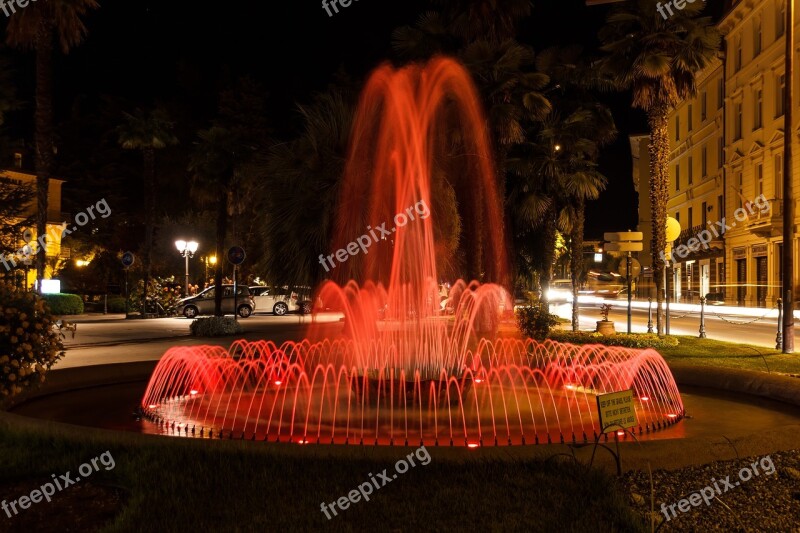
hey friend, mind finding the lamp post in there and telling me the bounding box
[175,240,198,296]
[781,0,795,353]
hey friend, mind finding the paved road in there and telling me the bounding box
[55,314,341,369]
[56,301,789,371]
[554,303,784,348]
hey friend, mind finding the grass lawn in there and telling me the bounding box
[659,336,800,375]
[0,425,645,532]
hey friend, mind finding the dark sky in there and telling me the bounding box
[2,0,728,238]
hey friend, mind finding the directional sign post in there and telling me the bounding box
[227,247,246,322]
[604,232,643,334]
[121,252,135,318]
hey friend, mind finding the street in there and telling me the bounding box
[559,302,784,348]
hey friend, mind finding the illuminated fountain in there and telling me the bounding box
[141,57,684,446]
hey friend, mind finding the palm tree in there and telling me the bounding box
[598,0,720,334]
[117,108,178,316]
[188,127,236,317]
[6,0,99,292]
[259,89,354,288]
[393,10,552,283]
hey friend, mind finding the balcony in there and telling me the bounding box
[745,199,782,238]
[673,223,724,256]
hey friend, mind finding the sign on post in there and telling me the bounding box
[596,389,637,433]
[121,251,135,269]
[227,246,246,265]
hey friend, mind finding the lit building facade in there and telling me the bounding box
[635,0,800,307]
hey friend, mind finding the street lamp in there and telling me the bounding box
[175,240,198,296]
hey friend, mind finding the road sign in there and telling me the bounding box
[617,258,641,278]
[121,251,135,269]
[227,246,246,265]
[596,389,637,433]
[604,231,643,242]
[604,242,644,252]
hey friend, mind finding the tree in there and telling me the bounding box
[598,0,720,334]
[117,108,178,316]
[188,127,237,317]
[259,89,354,288]
[6,0,99,291]
[393,3,551,283]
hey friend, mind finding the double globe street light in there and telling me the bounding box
[175,240,198,296]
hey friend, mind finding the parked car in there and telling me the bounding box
[178,285,255,319]
[250,286,312,316]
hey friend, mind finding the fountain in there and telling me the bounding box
[141,57,684,446]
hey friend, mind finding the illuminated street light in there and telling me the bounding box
[175,240,199,296]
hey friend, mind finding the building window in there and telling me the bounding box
[717,78,724,109]
[688,155,694,184]
[718,137,725,168]
[777,0,786,38]
[734,35,742,72]
[676,211,680,224]
[737,170,744,205]
[776,73,786,116]
[676,163,681,191]
[702,145,708,177]
[734,101,743,139]
[675,115,680,141]
[702,201,708,227]
[701,91,707,121]
[718,195,725,226]
[688,207,693,229]
[754,17,762,56]
[754,89,763,129]
[688,104,693,131]
[756,163,764,197]
[775,152,784,198]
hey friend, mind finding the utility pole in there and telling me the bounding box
[782,0,795,353]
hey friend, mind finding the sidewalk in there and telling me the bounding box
[57,313,127,323]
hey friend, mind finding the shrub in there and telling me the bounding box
[190,317,243,337]
[106,296,127,313]
[128,277,183,316]
[516,301,560,341]
[42,293,84,315]
[548,330,680,349]
[0,282,65,406]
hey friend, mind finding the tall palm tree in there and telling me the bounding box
[260,89,353,288]
[117,108,178,316]
[6,0,99,291]
[188,127,236,317]
[598,0,720,334]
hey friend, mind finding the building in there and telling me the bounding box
[0,167,67,288]
[634,0,799,307]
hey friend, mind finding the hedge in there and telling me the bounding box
[190,317,243,337]
[42,293,84,315]
[548,330,680,349]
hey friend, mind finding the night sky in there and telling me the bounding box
[2,0,728,238]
